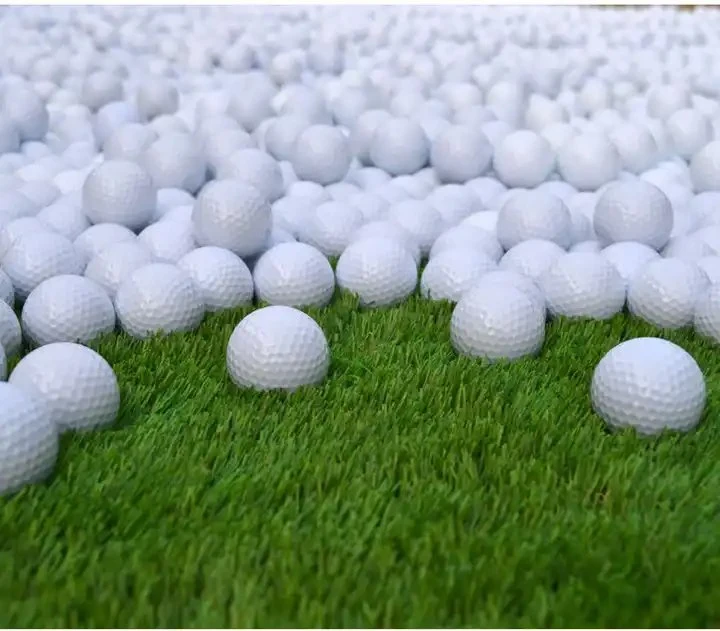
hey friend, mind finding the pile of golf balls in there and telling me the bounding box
[2,4,720,494]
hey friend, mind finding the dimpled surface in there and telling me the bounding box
[496,190,573,250]
[22,275,116,347]
[0,300,22,357]
[451,285,545,362]
[694,284,720,343]
[10,343,120,433]
[499,238,566,282]
[253,242,335,308]
[601,241,660,288]
[0,382,58,495]
[226,305,329,391]
[84,240,154,299]
[336,237,417,307]
[420,248,497,303]
[593,181,673,250]
[82,160,156,231]
[539,252,626,319]
[177,246,254,312]
[591,337,706,435]
[115,263,205,339]
[193,179,271,258]
[3,232,84,301]
[628,258,709,329]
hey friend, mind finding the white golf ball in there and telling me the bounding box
[628,258,709,329]
[451,285,546,362]
[0,381,58,496]
[3,232,84,301]
[176,246,254,312]
[82,160,156,231]
[115,263,205,339]
[226,305,330,391]
[21,275,116,347]
[192,179,271,258]
[539,252,626,319]
[253,242,335,308]
[591,337,706,435]
[496,190,573,250]
[336,236,418,307]
[593,181,673,250]
[10,342,120,433]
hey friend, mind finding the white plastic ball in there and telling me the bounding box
[176,246,254,312]
[291,124,351,185]
[336,237,418,307]
[369,117,430,176]
[226,305,330,391]
[115,263,205,339]
[451,285,546,362]
[21,275,116,347]
[557,133,621,191]
[591,337,706,435]
[492,130,555,189]
[9,342,120,432]
[3,232,83,301]
[593,180,673,250]
[628,258,709,329]
[497,190,573,250]
[430,125,493,184]
[192,179,271,258]
[539,252,626,319]
[82,160,156,231]
[253,242,335,308]
[0,381,58,496]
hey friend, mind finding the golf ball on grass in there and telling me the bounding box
[336,237,418,308]
[10,343,120,433]
[0,381,58,496]
[226,305,330,391]
[451,285,546,362]
[591,337,706,435]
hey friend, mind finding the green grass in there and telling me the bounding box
[2,293,720,628]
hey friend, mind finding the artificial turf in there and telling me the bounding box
[1,291,720,628]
